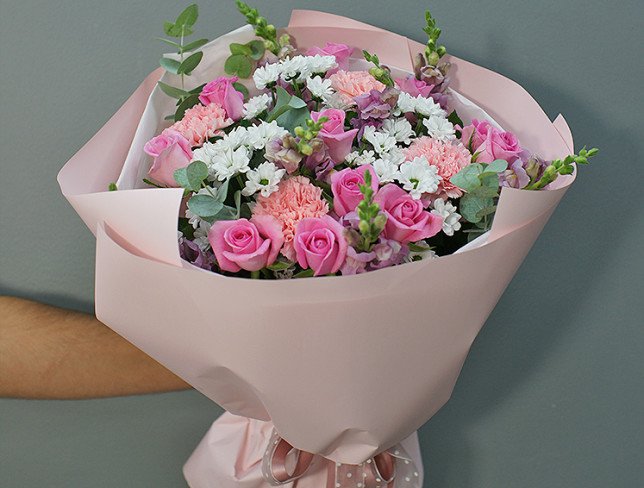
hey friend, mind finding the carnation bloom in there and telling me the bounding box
[403,136,472,199]
[252,176,329,261]
[169,103,232,147]
[329,70,386,104]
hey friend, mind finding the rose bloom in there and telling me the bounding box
[403,136,471,199]
[395,74,434,98]
[374,184,443,243]
[330,165,379,216]
[294,216,348,276]
[252,176,329,261]
[306,42,354,68]
[169,103,232,147]
[329,70,386,104]
[460,119,522,163]
[311,108,358,163]
[199,76,245,121]
[143,129,193,187]
[208,216,284,273]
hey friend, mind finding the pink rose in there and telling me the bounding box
[305,42,354,68]
[330,165,379,217]
[460,119,522,164]
[311,109,358,163]
[144,129,193,187]
[374,184,443,243]
[294,216,348,276]
[208,216,284,273]
[395,75,434,98]
[199,76,245,121]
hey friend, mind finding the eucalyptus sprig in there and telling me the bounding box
[235,0,280,55]
[157,4,209,120]
[294,117,328,155]
[224,40,266,78]
[526,147,598,190]
[355,171,387,251]
[362,50,394,87]
[423,9,447,67]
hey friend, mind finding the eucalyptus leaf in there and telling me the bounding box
[267,261,292,271]
[459,194,493,224]
[186,161,208,190]
[230,43,252,56]
[189,83,206,94]
[476,205,497,219]
[293,268,315,278]
[182,38,209,52]
[160,57,181,74]
[469,185,500,199]
[173,167,190,189]
[248,40,265,60]
[450,165,482,192]
[157,81,189,99]
[288,96,307,109]
[213,205,239,221]
[178,51,203,75]
[164,21,179,37]
[187,194,224,219]
[215,179,230,203]
[174,94,200,121]
[485,159,508,174]
[479,172,501,189]
[233,190,242,218]
[175,4,199,28]
[224,54,253,78]
[157,37,182,49]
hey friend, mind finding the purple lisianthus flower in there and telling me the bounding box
[304,138,335,180]
[179,237,214,270]
[500,160,530,189]
[370,238,409,269]
[265,135,304,174]
[354,88,399,121]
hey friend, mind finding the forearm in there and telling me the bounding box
[0,296,190,399]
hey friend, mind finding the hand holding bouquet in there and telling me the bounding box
[57,3,597,487]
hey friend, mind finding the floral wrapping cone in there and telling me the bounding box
[58,10,575,487]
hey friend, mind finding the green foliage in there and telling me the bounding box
[108,182,118,191]
[186,180,239,223]
[526,147,598,190]
[362,50,394,87]
[423,9,446,66]
[224,40,265,79]
[266,86,310,132]
[163,4,198,38]
[157,81,189,99]
[450,160,508,224]
[235,0,279,54]
[178,51,203,75]
[355,171,387,251]
[174,94,200,121]
[174,161,208,192]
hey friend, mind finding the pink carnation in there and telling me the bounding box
[252,176,329,261]
[329,70,386,104]
[403,137,472,199]
[169,103,232,147]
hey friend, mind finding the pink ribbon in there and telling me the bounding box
[262,430,419,488]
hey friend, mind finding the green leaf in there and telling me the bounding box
[157,81,189,99]
[157,37,182,49]
[230,42,252,56]
[293,268,315,278]
[164,21,178,37]
[450,164,482,192]
[182,38,209,52]
[175,4,199,28]
[187,194,224,219]
[247,40,265,60]
[174,93,200,121]
[187,161,209,189]
[215,179,230,203]
[233,190,242,218]
[224,54,253,78]
[459,194,493,224]
[288,96,307,109]
[476,205,497,220]
[160,57,181,74]
[447,110,463,128]
[469,185,499,199]
[479,172,501,189]
[108,182,118,191]
[267,87,310,132]
[189,83,206,94]
[232,82,249,99]
[178,51,203,75]
[267,261,292,271]
[485,159,508,174]
[213,205,239,221]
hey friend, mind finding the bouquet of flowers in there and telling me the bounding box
[57,3,596,487]
[137,3,596,279]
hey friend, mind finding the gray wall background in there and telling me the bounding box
[1,0,643,486]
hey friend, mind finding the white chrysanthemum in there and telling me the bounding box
[211,126,250,152]
[306,75,334,100]
[243,94,272,120]
[306,54,337,76]
[363,126,397,155]
[373,158,399,183]
[382,118,415,145]
[192,143,218,166]
[431,198,462,236]
[253,63,281,89]
[414,96,446,118]
[404,240,437,263]
[423,116,455,141]
[346,150,377,166]
[210,146,251,181]
[242,161,286,197]
[397,157,442,199]
[396,92,418,114]
[381,148,406,166]
[245,121,288,150]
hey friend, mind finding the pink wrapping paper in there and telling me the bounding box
[57,10,576,485]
